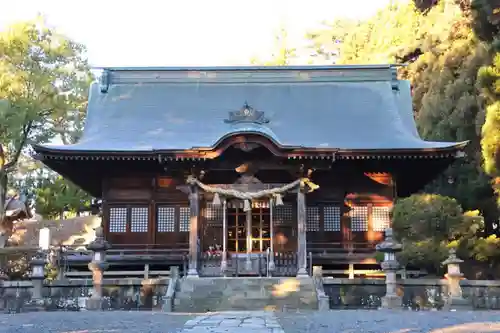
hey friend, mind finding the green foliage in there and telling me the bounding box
[471,0,500,42]
[35,174,91,219]
[44,261,59,281]
[473,234,500,261]
[0,17,92,231]
[477,45,500,206]
[392,194,464,240]
[308,0,499,228]
[392,194,466,273]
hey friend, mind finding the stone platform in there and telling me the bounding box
[174,277,318,312]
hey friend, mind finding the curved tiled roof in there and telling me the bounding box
[34,65,466,154]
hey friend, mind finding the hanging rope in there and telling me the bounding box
[186,175,319,200]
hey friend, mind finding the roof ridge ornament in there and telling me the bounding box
[224,102,270,125]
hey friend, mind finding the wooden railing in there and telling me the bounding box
[321,268,427,279]
[64,267,172,279]
[307,242,377,253]
[59,243,188,258]
[56,244,189,271]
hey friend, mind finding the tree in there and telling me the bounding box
[391,194,481,274]
[35,174,92,219]
[0,17,92,239]
[474,0,500,206]
[477,56,500,206]
[308,0,499,231]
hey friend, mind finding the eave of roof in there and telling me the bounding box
[33,64,467,157]
[34,141,468,162]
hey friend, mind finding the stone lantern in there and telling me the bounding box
[376,228,402,309]
[85,225,110,310]
[442,247,469,310]
[30,250,46,300]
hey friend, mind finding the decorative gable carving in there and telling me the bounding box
[224,102,270,125]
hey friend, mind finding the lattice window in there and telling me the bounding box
[306,206,320,232]
[204,203,223,222]
[157,206,176,232]
[130,207,149,232]
[109,207,127,233]
[372,206,391,232]
[179,207,190,232]
[351,206,369,231]
[323,206,341,231]
[274,205,293,225]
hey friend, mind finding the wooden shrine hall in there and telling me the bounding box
[33,65,467,277]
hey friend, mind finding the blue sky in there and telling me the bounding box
[1,0,391,66]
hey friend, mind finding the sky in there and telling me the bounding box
[1,0,391,66]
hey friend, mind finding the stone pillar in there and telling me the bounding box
[220,199,228,274]
[296,186,308,277]
[376,228,402,309]
[187,185,200,278]
[268,198,275,272]
[30,250,46,301]
[38,228,51,251]
[86,226,110,310]
[442,248,470,310]
[312,266,330,311]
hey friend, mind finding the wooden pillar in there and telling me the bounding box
[187,185,200,277]
[245,208,252,271]
[269,198,275,271]
[297,187,308,277]
[221,199,228,273]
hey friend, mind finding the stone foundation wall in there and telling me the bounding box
[0,278,169,312]
[322,278,500,310]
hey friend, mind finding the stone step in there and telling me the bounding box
[173,277,319,312]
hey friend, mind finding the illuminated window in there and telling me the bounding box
[351,206,369,231]
[372,206,391,232]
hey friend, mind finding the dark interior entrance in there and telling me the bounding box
[227,206,271,253]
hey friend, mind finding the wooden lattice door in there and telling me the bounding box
[273,204,296,253]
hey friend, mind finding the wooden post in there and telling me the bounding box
[297,186,308,277]
[268,198,275,272]
[245,209,252,271]
[187,185,199,277]
[221,199,228,273]
[348,263,354,279]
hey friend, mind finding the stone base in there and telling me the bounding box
[162,297,173,312]
[296,268,309,278]
[186,269,199,278]
[318,294,330,311]
[443,297,471,311]
[380,295,402,309]
[85,297,106,310]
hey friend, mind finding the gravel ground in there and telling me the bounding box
[276,310,500,333]
[0,311,194,333]
[0,310,500,333]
